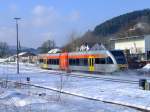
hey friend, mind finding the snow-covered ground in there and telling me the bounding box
[0,63,150,111]
[0,85,140,112]
[141,63,150,72]
[0,58,7,63]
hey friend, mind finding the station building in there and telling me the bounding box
[8,52,37,63]
[110,35,150,60]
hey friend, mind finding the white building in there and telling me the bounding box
[7,52,37,63]
[111,35,150,54]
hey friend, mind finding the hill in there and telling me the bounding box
[63,9,150,51]
[93,9,150,37]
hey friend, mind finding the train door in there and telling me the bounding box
[43,57,48,69]
[60,53,68,70]
[88,56,95,72]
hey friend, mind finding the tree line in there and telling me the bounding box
[0,40,56,58]
[0,42,9,58]
[63,9,150,51]
[93,9,150,36]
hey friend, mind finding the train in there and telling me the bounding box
[38,50,128,73]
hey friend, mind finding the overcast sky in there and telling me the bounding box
[0,0,149,48]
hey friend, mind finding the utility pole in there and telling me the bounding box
[14,18,21,74]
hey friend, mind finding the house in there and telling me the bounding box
[18,52,37,63]
[79,43,106,51]
[110,35,150,60]
[7,52,37,63]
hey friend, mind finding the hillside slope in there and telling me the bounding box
[63,9,150,51]
[93,9,150,37]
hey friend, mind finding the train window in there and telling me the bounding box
[106,57,113,64]
[56,59,59,65]
[54,59,57,65]
[95,58,106,64]
[72,59,76,65]
[50,59,52,64]
[53,59,56,65]
[79,58,88,66]
[47,59,59,65]
[79,59,84,66]
[76,59,79,65]
[69,59,72,65]
[48,59,51,64]
[43,59,47,64]
[53,59,59,65]
[69,59,75,65]
[99,58,106,64]
[70,59,85,66]
[84,59,88,66]
[51,59,53,64]
[39,59,43,63]
[55,59,58,65]
[110,50,127,64]
[95,58,100,64]
[55,59,57,65]
[53,59,55,65]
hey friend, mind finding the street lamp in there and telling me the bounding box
[14,17,21,74]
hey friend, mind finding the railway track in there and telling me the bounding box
[45,71,139,84]
[0,63,143,85]
[0,63,141,84]
[0,64,140,84]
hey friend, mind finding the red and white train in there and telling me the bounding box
[38,50,128,73]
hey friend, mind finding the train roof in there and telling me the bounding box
[38,50,111,57]
[68,50,109,55]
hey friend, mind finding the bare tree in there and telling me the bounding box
[62,31,81,52]
[0,42,9,58]
[37,40,56,53]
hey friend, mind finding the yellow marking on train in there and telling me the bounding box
[88,56,95,72]
[118,64,128,69]
[43,64,48,69]
[43,58,48,69]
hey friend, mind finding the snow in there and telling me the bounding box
[19,52,27,56]
[0,63,150,111]
[0,86,139,112]
[0,90,48,107]
[48,48,61,54]
[142,63,150,72]
[0,58,7,63]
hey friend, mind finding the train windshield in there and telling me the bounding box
[110,50,127,64]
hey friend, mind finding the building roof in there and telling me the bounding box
[110,35,145,41]
[91,43,106,50]
[18,52,36,57]
[48,48,62,54]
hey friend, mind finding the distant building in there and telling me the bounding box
[48,48,62,54]
[80,43,89,51]
[91,43,106,51]
[78,43,107,51]
[18,52,37,63]
[110,35,150,60]
[8,52,37,63]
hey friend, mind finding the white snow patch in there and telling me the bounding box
[0,90,47,107]
[142,63,150,72]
